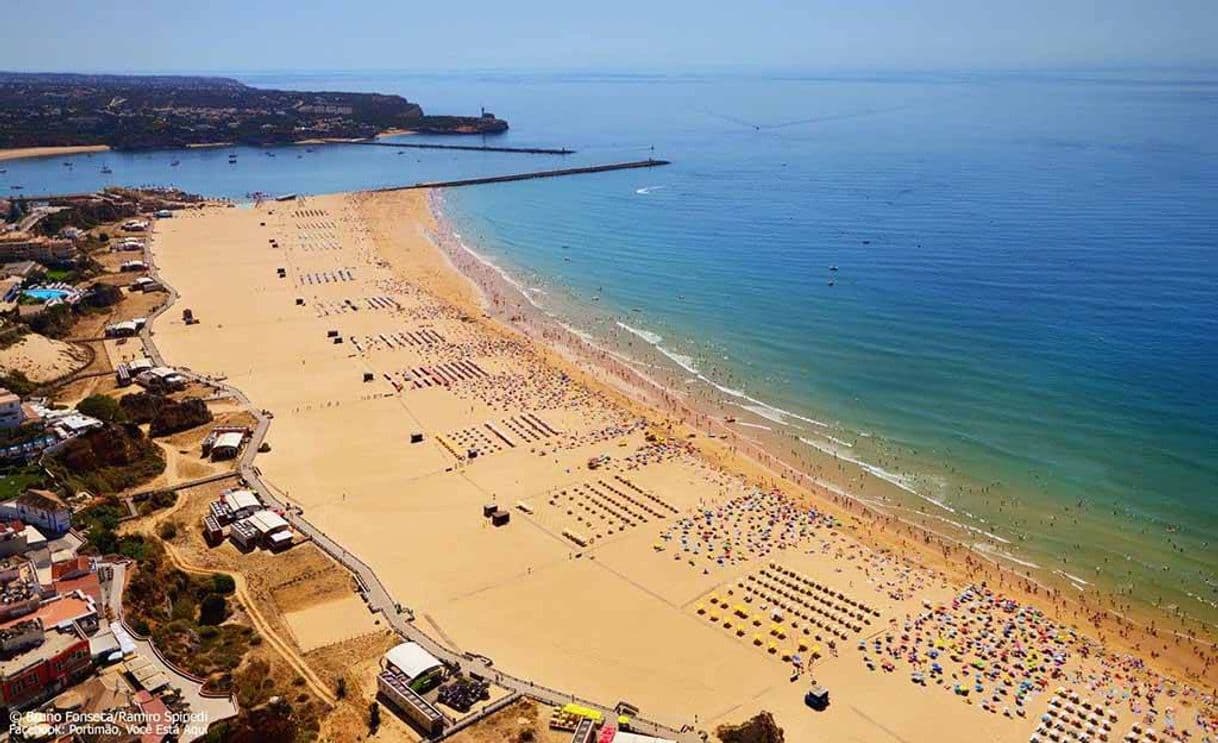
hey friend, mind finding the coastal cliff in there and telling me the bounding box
[0,72,507,150]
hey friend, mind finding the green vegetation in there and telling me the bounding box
[2,72,507,152]
[212,573,236,595]
[0,465,44,501]
[135,489,176,516]
[81,282,123,309]
[0,369,35,396]
[75,497,137,556]
[43,268,75,282]
[46,423,165,494]
[76,394,125,423]
[202,698,302,743]
[0,324,27,350]
[0,421,51,449]
[199,593,227,626]
[25,303,75,339]
[119,392,213,436]
[122,538,250,689]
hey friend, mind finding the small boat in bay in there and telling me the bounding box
[100,165,113,174]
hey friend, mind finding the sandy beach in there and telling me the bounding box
[146,192,1216,741]
[0,332,91,382]
[0,144,109,162]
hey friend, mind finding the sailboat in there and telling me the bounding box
[100,165,113,174]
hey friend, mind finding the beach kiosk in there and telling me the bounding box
[378,642,447,735]
[209,431,246,461]
[805,685,830,711]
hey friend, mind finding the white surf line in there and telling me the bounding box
[821,433,855,448]
[733,421,772,431]
[428,193,1218,650]
[1053,569,1092,590]
[798,436,957,515]
[615,320,832,430]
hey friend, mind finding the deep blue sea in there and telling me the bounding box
[4,69,1216,624]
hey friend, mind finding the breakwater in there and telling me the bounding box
[374,159,671,190]
[343,140,574,155]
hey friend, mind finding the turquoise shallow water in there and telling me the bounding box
[23,288,71,301]
[4,69,1216,625]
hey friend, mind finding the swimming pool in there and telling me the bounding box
[23,288,72,301]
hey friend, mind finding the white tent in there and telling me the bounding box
[384,642,443,681]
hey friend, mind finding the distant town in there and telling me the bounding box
[0,72,508,150]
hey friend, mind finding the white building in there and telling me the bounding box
[383,642,444,682]
[220,489,261,518]
[134,367,186,392]
[104,320,139,338]
[49,413,102,439]
[0,491,71,536]
[230,509,292,551]
[0,388,24,430]
[24,402,102,441]
[209,431,245,460]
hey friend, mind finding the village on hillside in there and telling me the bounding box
[0,190,288,741]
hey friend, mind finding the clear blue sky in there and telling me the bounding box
[2,0,1214,73]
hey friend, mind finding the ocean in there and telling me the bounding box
[4,68,1216,627]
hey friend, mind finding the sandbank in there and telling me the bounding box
[0,144,109,162]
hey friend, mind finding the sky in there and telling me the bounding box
[2,0,1215,73]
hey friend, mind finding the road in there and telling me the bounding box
[102,561,239,738]
[138,212,703,742]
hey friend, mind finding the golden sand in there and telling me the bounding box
[0,332,89,383]
[148,193,1215,741]
[0,145,109,162]
[283,595,380,652]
